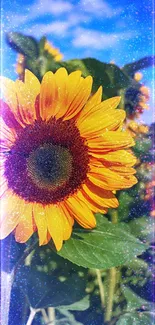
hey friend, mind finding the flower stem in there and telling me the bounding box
[105,210,118,323]
[48,307,55,324]
[105,267,117,322]
[96,269,105,308]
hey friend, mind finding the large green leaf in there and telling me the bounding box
[58,216,147,269]
[15,266,86,308]
[116,312,153,325]
[58,295,90,311]
[6,32,39,58]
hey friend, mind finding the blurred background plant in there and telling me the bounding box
[1,32,154,325]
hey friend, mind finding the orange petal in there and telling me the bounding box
[33,204,47,246]
[64,195,96,229]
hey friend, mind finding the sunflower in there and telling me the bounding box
[0,68,137,250]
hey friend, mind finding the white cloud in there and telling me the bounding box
[26,21,71,37]
[30,0,73,16]
[73,28,134,49]
[80,0,122,17]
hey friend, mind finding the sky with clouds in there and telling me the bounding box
[1,0,154,124]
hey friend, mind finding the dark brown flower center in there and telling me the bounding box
[27,143,73,190]
[4,118,89,204]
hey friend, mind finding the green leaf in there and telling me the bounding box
[117,192,133,221]
[39,36,47,55]
[122,286,152,312]
[116,312,154,325]
[15,266,86,308]
[129,217,154,241]
[58,310,83,325]
[125,258,148,272]
[58,216,147,269]
[58,295,90,311]
[122,56,155,77]
[6,32,39,58]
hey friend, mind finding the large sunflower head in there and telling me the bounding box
[0,68,137,250]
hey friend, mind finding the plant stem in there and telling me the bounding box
[105,267,117,322]
[105,210,118,323]
[26,308,38,325]
[96,269,105,308]
[48,307,55,324]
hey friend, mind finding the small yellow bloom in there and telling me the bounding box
[44,41,63,61]
[134,72,143,82]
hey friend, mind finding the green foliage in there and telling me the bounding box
[58,216,147,269]
[129,217,154,242]
[122,286,152,311]
[15,266,87,309]
[122,56,154,77]
[116,312,153,325]
[6,32,39,58]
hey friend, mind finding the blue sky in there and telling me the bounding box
[1,0,154,124]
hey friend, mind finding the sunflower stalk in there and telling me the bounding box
[95,269,105,308]
[105,210,118,323]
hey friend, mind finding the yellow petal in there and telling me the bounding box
[88,164,137,191]
[65,70,82,106]
[40,71,57,120]
[64,76,93,120]
[15,202,34,243]
[54,68,68,118]
[15,79,39,124]
[78,95,120,124]
[33,204,47,246]
[88,131,135,152]
[91,150,137,166]
[24,69,40,97]
[77,189,108,214]
[77,109,125,138]
[45,204,64,251]
[59,204,72,240]
[82,181,119,208]
[64,195,96,229]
